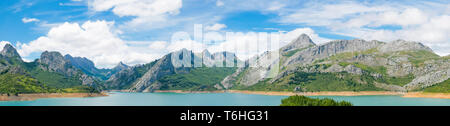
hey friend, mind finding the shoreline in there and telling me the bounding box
[1,90,448,101]
[0,93,108,101]
[153,90,226,93]
[152,90,450,99]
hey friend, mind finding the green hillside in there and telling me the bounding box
[423,79,450,93]
[158,67,237,91]
[233,71,384,92]
[0,73,56,95]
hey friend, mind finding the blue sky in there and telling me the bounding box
[0,0,449,68]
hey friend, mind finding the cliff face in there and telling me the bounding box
[104,48,240,92]
[64,55,129,80]
[105,67,140,90]
[226,34,449,91]
[129,54,179,92]
[280,34,316,53]
[64,55,99,75]
[0,44,102,93]
[2,34,446,93]
[0,44,23,71]
[38,51,98,86]
[1,44,22,61]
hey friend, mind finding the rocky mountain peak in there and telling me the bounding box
[39,51,65,64]
[202,49,211,56]
[1,44,22,59]
[379,40,433,53]
[64,54,100,75]
[64,54,95,67]
[281,34,316,53]
[113,61,129,71]
[38,51,72,74]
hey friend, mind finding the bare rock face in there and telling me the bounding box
[38,51,98,86]
[343,65,364,75]
[280,34,316,53]
[64,54,100,75]
[220,67,244,89]
[0,44,23,70]
[113,62,129,72]
[105,67,140,89]
[284,39,383,67]
[232,34,318,87]
[39,51,76,75]
[235,38,383,87]
[129,54,178,92]
[404,59,450,90]
[1,44,22,61]
[227,34,449,91]
[124,48,241,92]
[379,40,433,53]
[236,50,282,86]
[129,49,196,92]
[4,66,28,75]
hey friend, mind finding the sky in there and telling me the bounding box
[0,0,449,68]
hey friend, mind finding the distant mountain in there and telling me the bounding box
[1,33,448,94]
[0,44,101,94]
[64,55,100,76]
[65,55,128,80]
[38,51,100,87]
[280,34,316,53]
[113,62,129,71]
[105,48,240,92]
[226,34,449,92]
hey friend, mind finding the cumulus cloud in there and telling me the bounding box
[216,0,224,7]
[22,17,40,23]
[205,28,330,60]
[88,0,182,30]
[17,20,165,68]
[205,23,227,31]
[278,1,450,56]
[148,41,168,50]
[17,18,328,68]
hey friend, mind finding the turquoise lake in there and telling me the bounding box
[0,92,449,106]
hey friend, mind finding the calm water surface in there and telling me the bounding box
[0,92,449,106]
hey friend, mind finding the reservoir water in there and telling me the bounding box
[0,92,449,106]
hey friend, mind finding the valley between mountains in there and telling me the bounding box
[1,34,449,100]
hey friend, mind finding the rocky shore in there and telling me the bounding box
[0,93,108,101]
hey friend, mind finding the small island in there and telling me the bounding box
[280,95,353,106]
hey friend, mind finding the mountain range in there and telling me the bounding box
[1,34,449,94]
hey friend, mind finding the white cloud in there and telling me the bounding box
[279,1,450,56]
[17,20,165,68]
[18,19,328,68]
[22,17,40,23]
[216,0,224,7]
[88,0,182,30]
[205,23,227,31]
[167,39,206,53]
[202,28,329,60]
[266,1,285,11]
[148,41,168,50]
